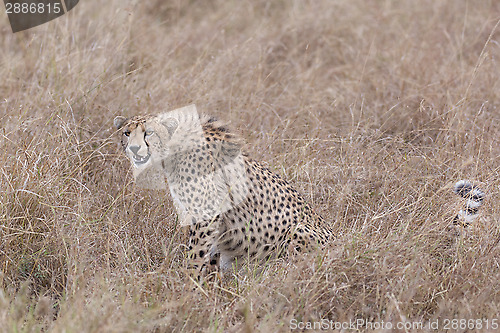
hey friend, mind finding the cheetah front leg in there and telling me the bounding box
[187,218,220,278]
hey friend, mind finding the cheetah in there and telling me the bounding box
[114,105,485,274]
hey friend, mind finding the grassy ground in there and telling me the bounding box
[0,0,499,331]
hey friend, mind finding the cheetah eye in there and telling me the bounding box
[124,131,130,137]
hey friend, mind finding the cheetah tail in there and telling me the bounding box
[452,180,485,226]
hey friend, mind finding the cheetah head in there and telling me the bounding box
[114,115,179,169]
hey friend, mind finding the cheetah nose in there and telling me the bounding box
[129,145,140,155]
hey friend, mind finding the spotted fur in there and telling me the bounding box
[453,180,485,227]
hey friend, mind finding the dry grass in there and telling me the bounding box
[0,0,499,331]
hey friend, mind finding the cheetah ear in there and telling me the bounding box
[114,116,127,129]
[161,117,179,136]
